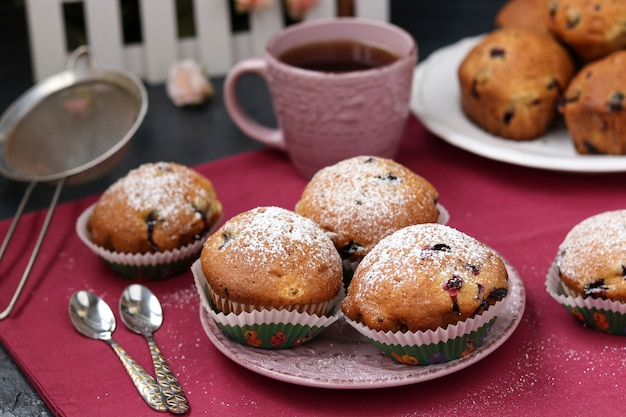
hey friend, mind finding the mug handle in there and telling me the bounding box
[224,58,286,150]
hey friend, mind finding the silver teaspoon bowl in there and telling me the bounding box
[120,284,190,414]
[68,290,167,412]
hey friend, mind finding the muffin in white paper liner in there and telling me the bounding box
[77,204,219,281]
[546,258,626,335]
[344,295,505,366]
[191,259,343,349]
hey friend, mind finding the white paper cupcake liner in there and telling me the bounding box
[437,203,449,226]
[546,257,626,335]
[204,283,336,315]
[344,294,505,365]
[77,204,219,280]
[191,259,343,349]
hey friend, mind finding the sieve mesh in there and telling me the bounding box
[3,79,142,178]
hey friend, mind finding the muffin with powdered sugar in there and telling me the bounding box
[77,161,222,280]
[192,206,344,349]
[547,210,626,335]
[295,156,446,282]
[342,223,509,365]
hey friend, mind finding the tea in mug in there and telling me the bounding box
[278,39,400,73]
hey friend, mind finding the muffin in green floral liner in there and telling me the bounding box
[342,223,509,366]
[546,260,626,335]
[195,206,345,349]
[546,210,626,335]
[77,205,221,280]
[76,162,223,280]
[192,260,343,349]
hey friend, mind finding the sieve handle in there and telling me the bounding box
[66,46,98,71]
[0,178,65,320]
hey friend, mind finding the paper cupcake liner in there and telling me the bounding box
[191,259,343,349]
[205,283,336,315]
[77,204,219,281]
[437,203,450,226]
[546,258,626,335]
[344,295,505,366]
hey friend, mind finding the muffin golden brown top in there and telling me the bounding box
[88,162,222,254]
[341,223,509,333]
[457,28,575,140]
[557,210,626,301]
[547,0,626,62]
[558,50,626,154]
[201,206,343,308]
[295,156,440,263]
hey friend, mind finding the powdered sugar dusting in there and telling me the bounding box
[103,162,210,221]
[295,156,438,253]
[557,210,626,281]
[218,206,341,273]
[355,223,500,297]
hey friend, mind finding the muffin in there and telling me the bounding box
[547,210,626,335]
[558,50,626,155]
[294,156,443,276]
[193,206,344,349]
[547,0,626,62]
[78,161,222,280]
[495,0,552,35]
[342,223,509,365]
[556,210,626,300]
[458,28,575,140]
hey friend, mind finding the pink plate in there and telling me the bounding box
[200,259,525,389]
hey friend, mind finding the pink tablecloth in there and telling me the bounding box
[1,115,626,416]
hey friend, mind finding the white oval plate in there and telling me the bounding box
[410,35,626,172]
[199,259,525,389]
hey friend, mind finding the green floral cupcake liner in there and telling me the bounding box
[361,318,496,365]
[191,259,343,350]
[77,204,217,281]
[546,258,626,335]
[344,294,505,366]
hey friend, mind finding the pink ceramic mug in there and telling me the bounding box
[224,18,417,178]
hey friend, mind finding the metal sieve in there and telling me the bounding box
[0,46,147,319]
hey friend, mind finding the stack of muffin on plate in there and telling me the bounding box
[193,156,511,366]
[458,0,626,154]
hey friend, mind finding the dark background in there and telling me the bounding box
[0,1,506,415]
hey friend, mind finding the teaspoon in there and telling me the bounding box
[68,290,167,412]
[120,284,190,414]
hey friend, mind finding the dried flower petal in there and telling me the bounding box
[234,0,274,13]
[166,60,214,107]
[285,0,319,20]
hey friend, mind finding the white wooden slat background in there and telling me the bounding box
[24,0,389,84]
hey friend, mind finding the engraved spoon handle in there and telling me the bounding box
[147,335,190,414]
[108,339,167,412]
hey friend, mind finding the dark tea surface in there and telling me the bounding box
[278,40,400,72]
